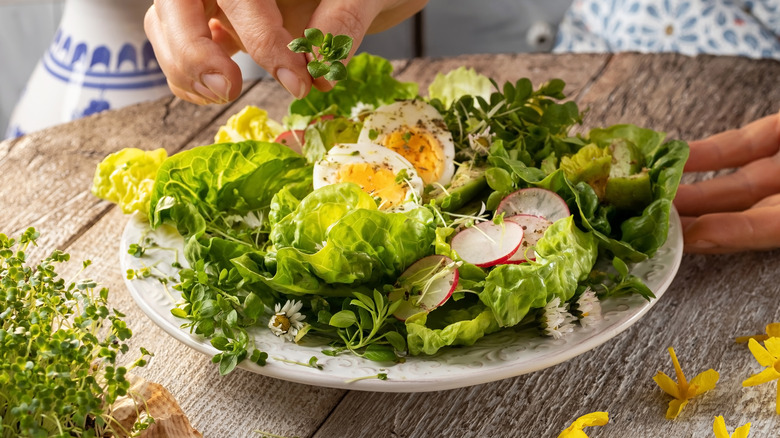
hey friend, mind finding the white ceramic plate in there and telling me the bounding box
[121,208,683,392]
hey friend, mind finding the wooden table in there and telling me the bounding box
[2,52,779,437]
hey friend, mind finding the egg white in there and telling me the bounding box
[358,99,456,188]
[312,142,424,211]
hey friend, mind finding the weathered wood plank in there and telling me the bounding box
[314,54,780,437]
[0,90,242,259]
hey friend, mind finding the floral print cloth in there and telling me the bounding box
[554,0,780,60]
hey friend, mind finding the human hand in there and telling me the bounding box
[144,0,427,105]
[673,112,780,253]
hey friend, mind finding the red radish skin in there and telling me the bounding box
[505,214,553,263]
[274,130,305,154]
[496,188,570,223]
[390,255,459,321]
[451,221,524,268]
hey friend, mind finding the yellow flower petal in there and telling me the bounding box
[571,412,609,428]
[736,334,768,344]
[764,337,780,357]
[733,422,752,438]
[668,347,689,389]
[666,398,688,419]
[776,381,780,415]
[748,338,776,367]
[713,416,729,438]
[653,371,681,398]
[766,323,780,338]
[557,412,609,438]
[690,369,720,395]
[743,367,780,387]
[558,431,588,438]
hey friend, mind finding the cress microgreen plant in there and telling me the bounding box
[0,228,152,437]
[288,28,353,81]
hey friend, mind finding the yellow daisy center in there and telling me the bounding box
[272,314,292,333]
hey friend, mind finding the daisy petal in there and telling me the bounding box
[666,398,688,419]
[653,372,681,398]
[690,369,720,395]
[743,367,780,387]
[712,416,728,438]
[748,338,775,366]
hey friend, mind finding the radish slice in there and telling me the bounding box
[505,214,553,263]
[390,255,459,321]
[451,221,524,268]
[496,188,570,223]
[274,129,305,154]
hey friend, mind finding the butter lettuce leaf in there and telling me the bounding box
[406,304,500,356]
[427,66,493,109]
[214,105,283,143]
[91,148,167,214]
[289,53,418,117]
[236,207,437,296]
[148,141,310,227]
[479,216,597,327]
[271,183,377,253]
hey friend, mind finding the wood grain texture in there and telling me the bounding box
[0,92,236,261]
[3,54,780,438]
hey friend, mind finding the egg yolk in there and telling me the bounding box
[382,128,443,185]
[336,163,408,210]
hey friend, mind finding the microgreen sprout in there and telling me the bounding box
[271,356,324,370]
[344,372,389,383]
[0,228,152,437]
[288,28,354,81]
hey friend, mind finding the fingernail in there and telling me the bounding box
[688,240,717,249]
[277,68,305,99]
[192,81,221,103]
[201,73,232,102]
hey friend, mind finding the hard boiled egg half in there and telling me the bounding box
[358,99,456,187]
[313,142,424,212]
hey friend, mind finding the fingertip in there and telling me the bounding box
[276,67,311,99]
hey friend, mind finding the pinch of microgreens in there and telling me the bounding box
[268,300,306,342]
[742,337,780,414]
[713,416,751,438]
[653,347,719,419]
[540,297,576,339]
[574,288,602,328]
[736,322,780,344]
[557,411,609,438]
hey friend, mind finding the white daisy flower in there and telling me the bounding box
[540,297,576,340]
[467,127,493,157]
[268,300,306,342]
[575,288,603,328]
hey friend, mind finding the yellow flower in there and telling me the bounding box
[713,416,751,438]
[736,322,780,344]
[653,347,719,419]
[557,412,609,438]
[742,337,780,414]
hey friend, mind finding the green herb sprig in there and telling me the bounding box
[288,28,353,81]
[0,228,151,437]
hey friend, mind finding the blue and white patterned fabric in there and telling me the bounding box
[554,0,780,60]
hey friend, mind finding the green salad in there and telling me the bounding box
[93,54,688,374]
